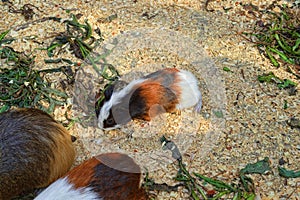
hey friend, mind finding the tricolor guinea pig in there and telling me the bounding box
[34,152,148,200]
[96,68,202,130]
[0,108,76,200]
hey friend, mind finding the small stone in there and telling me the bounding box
[10,30,18,37]
[278,157,286,165]
[105,43,115,50]
[24,81,30,86]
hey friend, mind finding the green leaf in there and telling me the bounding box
[0,30,10,44]
[211,190,232,200]
[191,189,200,200]
[194,173,237,192]
[239,174,254,192]
[42,87,68,98]
[213,110,224,118]
[240,157,271,175]
[61,58,74,65]
[0,104,10,113]
[258,72,279,83]
[223,67,232,72]
[258,72,297,90]
[174,176,190,181]
[245,193,256,200]
[283,100,288,109]
[44,58,63,63]
[48,100,56,113]
[47,43,62,57]
[274,33,292,54]
[265,47,280,67]
[84,20,92,40]
[278,167,300,178]
[194,184,207,200]
[277,79,297,89]
[292,38,300,51]
[269,47,294,64]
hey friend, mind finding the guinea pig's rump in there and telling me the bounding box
[0,108,75,199]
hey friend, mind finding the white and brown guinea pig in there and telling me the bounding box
[35,152,148,200]
[0,108,76,200]
[97,67,202,130]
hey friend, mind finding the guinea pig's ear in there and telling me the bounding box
[104,80,128,99]
[103,83,115,99]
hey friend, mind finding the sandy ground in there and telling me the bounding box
[1,0,299,199]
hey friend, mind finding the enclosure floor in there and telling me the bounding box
[1,0,299,199]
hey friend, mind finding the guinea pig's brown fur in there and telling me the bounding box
[129,82,179,121]
[0,108,76,200]
[35,153,148,200]
[67,153,148,199]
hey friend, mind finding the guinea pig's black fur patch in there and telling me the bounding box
[129,88,147,119]
[103,109,117,128]
[103,84,115,100]
[95,83,116,117]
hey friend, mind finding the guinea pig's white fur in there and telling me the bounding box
[34,177,101,200]
[175,69,202,111]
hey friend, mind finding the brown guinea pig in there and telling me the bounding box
[97,68,202,130]
[35,152,148,200]
[0,108,76,200]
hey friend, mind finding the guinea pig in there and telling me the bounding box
[34,152,148,200]
[0,108,76,200]
[97,68,202,130]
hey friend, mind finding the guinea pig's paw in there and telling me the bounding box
[194,98,202,113]
[138,120,151,128]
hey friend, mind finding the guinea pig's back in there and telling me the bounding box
[0,108,75,200]
[35,153,148,200]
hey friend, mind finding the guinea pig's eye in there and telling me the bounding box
[106,118,115,125]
